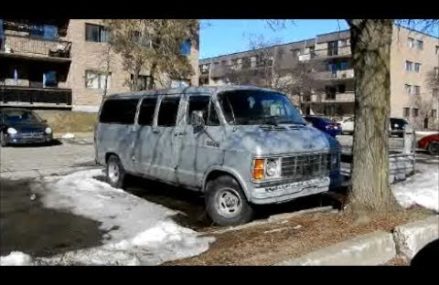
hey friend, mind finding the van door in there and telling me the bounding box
[147,95,184,182]
[132,96,158,176]
[176,94,224,189]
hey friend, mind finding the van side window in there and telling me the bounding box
[157,96,180,127]
[188,95,220,126]
[188,96,209,124]
[99,99,139,124]
[138,97,157,126]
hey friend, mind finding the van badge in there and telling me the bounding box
[206,140,220,148]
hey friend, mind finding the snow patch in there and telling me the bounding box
[32,169,213,265]
[0,252,33,266]
[61,133,75,139]
[392,164,439,212]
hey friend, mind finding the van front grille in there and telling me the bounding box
[281,153,332,181]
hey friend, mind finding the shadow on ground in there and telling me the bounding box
[0,178,103,257]
[93,174,346,231]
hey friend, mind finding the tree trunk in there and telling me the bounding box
[347,19,401,214]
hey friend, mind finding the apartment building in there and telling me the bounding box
[0,19,199,112]
[199,26,439,129]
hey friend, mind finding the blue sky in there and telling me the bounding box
[200,20,349,59]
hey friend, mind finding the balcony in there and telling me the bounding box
[0,33,71,62]
[312,45,352,59]
[0,85,72,108]
[314,69,355,81]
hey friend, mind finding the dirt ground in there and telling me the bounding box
[165,208,432,265]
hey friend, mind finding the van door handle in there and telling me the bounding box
[152,129,160,134]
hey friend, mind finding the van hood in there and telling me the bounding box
[224,125,340,155]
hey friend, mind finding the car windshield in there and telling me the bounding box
[1,110,41,124]
[217,90,305,126]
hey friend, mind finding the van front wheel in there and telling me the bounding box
[106,155,126,189]
[205,175,254,226]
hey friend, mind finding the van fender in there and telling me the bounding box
[202,166,251,200]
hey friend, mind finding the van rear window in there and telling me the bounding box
[99,99,139,124]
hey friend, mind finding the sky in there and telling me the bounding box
[199,19,439,60]
[199,20,349,59]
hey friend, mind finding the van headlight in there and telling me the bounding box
[7,128,17,135]
[45,127,52,134]
[252,158,281,181]
[266,158,281,177]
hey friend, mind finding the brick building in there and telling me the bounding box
[0,19,199,112]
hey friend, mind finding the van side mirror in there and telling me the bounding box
[191,111,205,128]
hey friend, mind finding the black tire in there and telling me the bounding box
[427,142,439,156]
[205,175,254,226]
[106,155,126,189]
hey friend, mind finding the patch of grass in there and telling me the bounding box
[36,111,97,133]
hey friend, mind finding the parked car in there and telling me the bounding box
[336,117,410,137]
[95,86,342,226]
[303,115,342,137]
[418,133,439,155]
[390,117,409,137]
[339,117,354,135]
[0,108,53,147]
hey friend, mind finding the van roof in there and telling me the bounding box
[104,85,282,99]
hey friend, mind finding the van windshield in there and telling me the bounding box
[217,90,305,126]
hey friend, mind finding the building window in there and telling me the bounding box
[30,24,58,40]
[435,67,439,78]
[413,85,420,95]
[407,37,415,48]
[432,109,437,118]
[436,46,439,55]
[85,70,111,89]
[339,61,349,70]
[180,39,192,56]
[403,107,410,117]
[325,86,336,100]
[242,57,251,69]
[404,84,412,94]
[43,71,57,87]
[328,41,338,56]
[130,74,151,90]
[405,61,413,72]
[414,62,421,73]
[85,23,109,43]
[433,88,439,98]
[337,84,346,93]
[412,108,419,117]
[416,40,423,50]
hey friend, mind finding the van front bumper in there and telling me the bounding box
[249,176,331,205]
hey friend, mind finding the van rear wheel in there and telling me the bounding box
[106,155,126,189]
[205,175,254,226]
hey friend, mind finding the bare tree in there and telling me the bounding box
[104,19,198,91]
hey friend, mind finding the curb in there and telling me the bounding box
[393,215,439,259]
[276,231,396,265]
[274,215,439,266]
